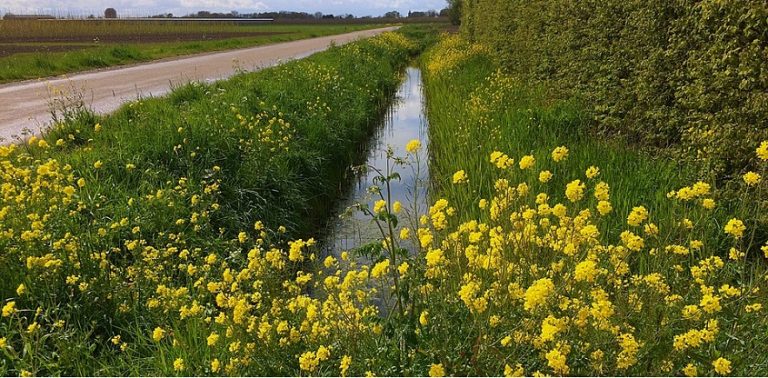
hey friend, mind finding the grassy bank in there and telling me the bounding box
[0,28,425,375]
[414,34,768,375]
[459,1,768,184]
[0,22,385,83]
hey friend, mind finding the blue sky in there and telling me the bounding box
[1,0,448,17]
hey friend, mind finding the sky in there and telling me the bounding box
[0,0,448,17]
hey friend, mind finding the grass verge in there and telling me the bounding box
[412,33,768,375]
[0,23,386,84]
[0,28,426,375]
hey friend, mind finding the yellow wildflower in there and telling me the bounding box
[519,155,535,170]
[545,348,569,375]
[429,363,445,377]
[682,363,697,377]
[724,218,746,239]
[504,363,524,377]
[373,200,387,214]
[743,171,761,186]
[627,206,648,227]
[757,140,768,160]
[574,260,599,282]
[597,200,612,215]
[565,179,585,202]
[524,278,554,311]
[152,327,166,342]
[173,358,185,372]
[405,139,421,153]
[207,332,219,346]
[2,301,16,317]
[340,355,352,377]
[452,170,468,184]
[712,357,731,375]
[586,166,600,179]
[551,146,569,162]
[420,310,429,326]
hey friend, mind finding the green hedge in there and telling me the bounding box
[461,0,768,179]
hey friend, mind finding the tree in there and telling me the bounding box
[446,0,461,25]
[384,11,400,18]
[104,8,117,18]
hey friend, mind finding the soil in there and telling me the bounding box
[0,31,294,58]
[0,31,292,44]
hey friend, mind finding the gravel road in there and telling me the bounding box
[0,26,397,143]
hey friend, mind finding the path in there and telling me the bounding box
[0,26,398,142]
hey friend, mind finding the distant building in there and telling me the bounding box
[3,13,56,20]
[104,8,117,18]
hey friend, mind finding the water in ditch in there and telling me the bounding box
[321,66,429,261]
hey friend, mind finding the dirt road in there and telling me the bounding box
[0,26,397,142]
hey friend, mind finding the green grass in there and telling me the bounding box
[0,23,388,83]
[421,37,756,262]
[0,28,429,375]
[412,34,768,376]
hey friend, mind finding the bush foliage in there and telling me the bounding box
[461,0,768,179]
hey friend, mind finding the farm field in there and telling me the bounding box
[1,1,767,376]
[0,19,386,83]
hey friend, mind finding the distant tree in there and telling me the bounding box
[345,14,354,19]
[384,10,400,18]
[314,11,323,19]
[427,9,438,17]
[439,8,450,17]
[322,14,335,19]
[446,0,461,25]
[104,8,117,18]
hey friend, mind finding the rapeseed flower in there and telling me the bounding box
[565,179,585,202]
[545,348,569,375]
[627,206,648,226]
[2,301,16,317]
[757,140,768,160]
[524,278,554,311]
[712,357,731,375]
[340,355,352,377]
[452,170,468,184]
[152,327,166,342]
[551,146,569,162]
[519,155,535,170]
[429,363,445,377]
[173,358,184,372]
[724,218,746,238]
[374,200,387,214]
[406,139,421,153]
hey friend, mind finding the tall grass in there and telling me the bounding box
[0,28,425,375]
[409,33,768,376]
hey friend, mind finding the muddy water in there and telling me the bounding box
[321,66,428,257]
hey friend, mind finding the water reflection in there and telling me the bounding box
[322,67,428,257]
